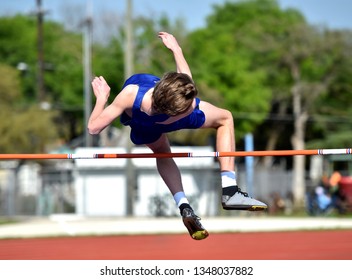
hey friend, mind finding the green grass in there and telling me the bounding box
[0,218,18,225]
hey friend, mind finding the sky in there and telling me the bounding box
[0,0,352,31]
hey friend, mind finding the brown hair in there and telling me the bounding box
[152,72,198,116]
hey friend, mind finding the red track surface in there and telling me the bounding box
[1,230,352,260]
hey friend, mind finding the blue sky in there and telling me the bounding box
[1,0,351,30]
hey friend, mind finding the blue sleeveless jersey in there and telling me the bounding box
[120,73,205,145]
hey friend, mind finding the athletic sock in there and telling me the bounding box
[173,191,189,208]
[221,171,238,196]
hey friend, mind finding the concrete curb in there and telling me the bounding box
[1,215,352,239]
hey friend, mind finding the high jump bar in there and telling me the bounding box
[0,149,351,160]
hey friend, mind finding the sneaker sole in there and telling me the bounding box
[222,204,267,211]
[183,217,209,240]
[191,230,209,240]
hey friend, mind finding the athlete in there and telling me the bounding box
[88,31,267,240]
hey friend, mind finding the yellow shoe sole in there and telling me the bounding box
[191,230,209,240]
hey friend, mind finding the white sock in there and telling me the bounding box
[173,191,189,207]
[221,171,237,188]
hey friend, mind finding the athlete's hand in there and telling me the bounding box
[91,76,110,102]
[158,31,181,52]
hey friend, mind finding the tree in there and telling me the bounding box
[307,30,352,149]
[0,63,58,153]
[186,0,307,137]
[0,15,84,148]
[185,0,352,207]
[187,26,271,140]
[255,23,352,206]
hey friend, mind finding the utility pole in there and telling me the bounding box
[83,0,93,147]
[36,0,47,105]
[124,0,135,216]
[124,0,134,79]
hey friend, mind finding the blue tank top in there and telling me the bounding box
[120,73,205,145]
[120,73,170,126]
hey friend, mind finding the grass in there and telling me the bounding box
[0,218,18,225]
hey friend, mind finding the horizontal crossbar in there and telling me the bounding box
[0,149,351,160]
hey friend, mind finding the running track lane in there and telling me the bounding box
[0,230,351,260]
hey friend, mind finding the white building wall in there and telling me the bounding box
[74,148,127,216]
[73,146,219,217]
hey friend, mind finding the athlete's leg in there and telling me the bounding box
[199,101,267,211]
[146,134,209,240]
[146,134,183,195]
[198,101,235,172]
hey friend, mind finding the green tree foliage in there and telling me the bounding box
[0,64,21,103]
[186,0,290,138]
[0,15,84,107]
[251,15,352,154]
[185,0,352,206]
[307,30,352,149]
[93,38,124,96]
[0,12,191,148]
[44,21,83,106]
[0,63,58,153]
[0,15,37,100]
[186,0,352,148]
[0,15,85,150]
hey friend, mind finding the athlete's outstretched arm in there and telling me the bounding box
[158,31,192,78]
[88,76,134,134]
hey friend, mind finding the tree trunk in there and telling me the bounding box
[263,101,288,168]
[263,129,280,168]
[291,84,308,209]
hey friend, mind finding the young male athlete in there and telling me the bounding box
[88,31,267,240]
